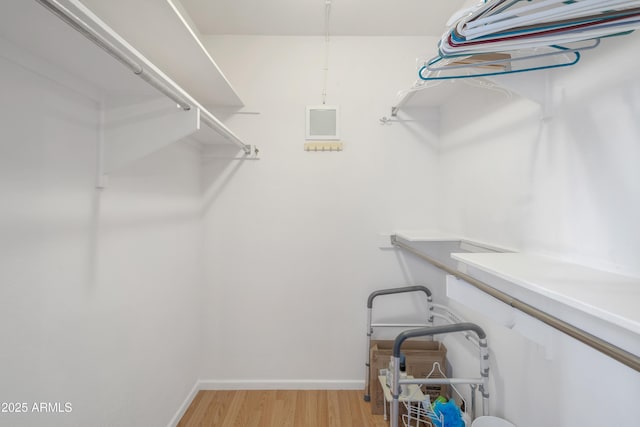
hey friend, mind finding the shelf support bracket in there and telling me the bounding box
[97,98,198,188]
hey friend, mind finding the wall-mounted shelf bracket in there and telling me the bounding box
[97,98,198,188]
[96,98,258,188]
[384,78,512,123]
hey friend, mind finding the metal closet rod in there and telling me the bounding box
[200,110,252,155]
[36,0,191,110]
[390,235,640,373]
[36,0,251,155]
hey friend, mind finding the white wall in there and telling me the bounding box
[437,296,640,427]
[0,49,203,426]
[438,32,640,277]
[202,31,640,427]
[431,31,640,427]
[4,18,637,427]
[200,36,443,386]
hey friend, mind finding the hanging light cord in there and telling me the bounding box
[322,0,331,105]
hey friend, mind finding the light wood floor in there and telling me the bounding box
[177,390,389,427]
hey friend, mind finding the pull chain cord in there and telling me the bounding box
[322,0,331,105]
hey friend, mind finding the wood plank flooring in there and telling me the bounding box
[177,390,389,427]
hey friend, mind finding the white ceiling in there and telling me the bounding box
[180,0,469,36]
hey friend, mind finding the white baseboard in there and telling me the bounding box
[199,379,365,390]
[167,380,201,427]
[167,378,365,426]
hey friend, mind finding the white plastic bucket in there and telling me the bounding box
[471,416,516,427]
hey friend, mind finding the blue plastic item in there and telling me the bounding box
[432,399,464,427]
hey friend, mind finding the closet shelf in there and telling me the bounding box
[390,231,509,278]
[392,234,640,371]
[80,0,243,108]
[0,0,253,184]
[388,77,515,118]
[391,82,468,114]
[394,230,510,253]
[452,252,640,353]
[394,230,461,242]
[387,72,555,120]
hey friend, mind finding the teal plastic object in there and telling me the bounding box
[432,399,464,427]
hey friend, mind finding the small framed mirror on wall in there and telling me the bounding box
[306,105,340,140]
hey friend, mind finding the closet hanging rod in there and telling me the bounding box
[390,235,640,373]
[36,0,252,155]
[200,108,252,155]
[36,0,191,111]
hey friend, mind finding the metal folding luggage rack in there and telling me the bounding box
[365,285,490,427]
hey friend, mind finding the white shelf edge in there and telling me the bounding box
[63,0,251,154]
[393,230,513,253]
[3,0,251,178]
[165,0,243,108]
[79,0,243,108]
[387,73,553,119]
[389,80,460,117]
[451,252,640,337]
[392,234,640,366]
[394,230,461,242]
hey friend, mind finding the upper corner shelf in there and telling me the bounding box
[0,0,251,168]
[0,0,242,109]
[389,77,518,118]
[388,72,554,119]
[77,0,243,108]
[392,82,467,113]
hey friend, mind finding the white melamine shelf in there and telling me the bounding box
[394,230,461,242]
[1,0,242,110]
[394,231,511,254]
[0,0,252,182]
[80,0,243,108]
[1,0,153,106]
[391,78,514,117]
[389,68,551,118]
[395,81,466,109]
[452,252,640,338]
[392,234,639,363]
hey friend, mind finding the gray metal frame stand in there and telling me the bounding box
[364,285,434,402]
[390,324,490,427]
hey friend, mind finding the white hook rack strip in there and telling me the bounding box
[304,142,343,152]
